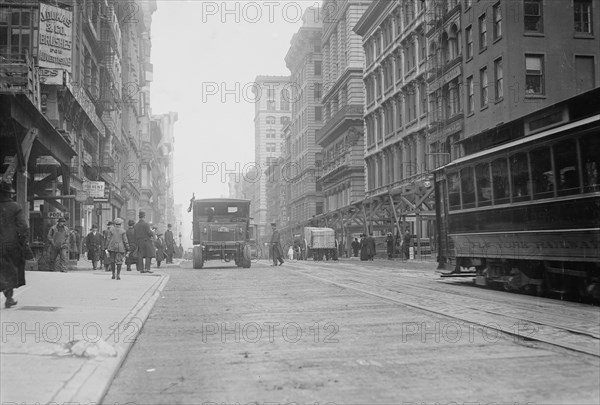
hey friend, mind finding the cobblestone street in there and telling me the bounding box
[103,260,600,404]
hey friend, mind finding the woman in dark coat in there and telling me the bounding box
[0,182,29,308]
[359,234,369,261]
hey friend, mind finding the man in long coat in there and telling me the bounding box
[134,211,155,273]
[270,222,284,266]
[366,233,376,260]
[0,182,29,308]
[84,224,102,269]
[48,217,69,272]
[125,219,138,271]
[164,223,175,264]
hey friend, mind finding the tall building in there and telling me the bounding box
[353,0,599,239]
[318,0,370,215]
[284,6,324,230]
[251,75,291,241]
[0,0,167,264]
[152,111,178,229]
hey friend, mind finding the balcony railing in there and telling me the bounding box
[316,104,364,143]
[0,52,40,109]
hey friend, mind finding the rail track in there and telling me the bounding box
[285,260,600,357]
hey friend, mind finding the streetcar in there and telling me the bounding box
[191,198,255,269]
[434,88,600,301]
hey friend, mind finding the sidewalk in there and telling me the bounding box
[0,263,170,405]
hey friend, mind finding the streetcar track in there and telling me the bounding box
[336,266,600,339]
[284,261,600,357]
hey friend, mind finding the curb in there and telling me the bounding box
[48,273,170,404]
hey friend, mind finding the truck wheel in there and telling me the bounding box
[193,246,204,269]
[242,244,252,268]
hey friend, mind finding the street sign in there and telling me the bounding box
[83,181,105,198]
[75,190,89,202]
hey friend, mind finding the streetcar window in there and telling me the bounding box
[510,152,531,202]
[475,163,492,207]
[580,133,600,192]
[448,171,461,210]
[460,167,476,209]
[491,158,510,204]
[530,147,554,199]
[554,139,581,196]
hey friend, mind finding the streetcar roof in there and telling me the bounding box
[435,114,600,172]
[193,198,251,205]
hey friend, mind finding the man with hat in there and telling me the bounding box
[125,219,138,271]
[270,222,284,266]
[134,211,155,273]
[84,224,102,270]
[105,218,129,280]
[386,231,395,260]
[0,181,29,308]
[102,221,114,272]
[48,216,70,272]
[164,223,175,264]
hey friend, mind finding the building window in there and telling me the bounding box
[314,83,322,102]
[480,67,488,107]
[419,81,427,116]
[524,0,543,33]
[280,116,290,125]
[315,106,322,121]
[266,129,276,138]
[266,143,276,153]
[267,100,276,110]
[493,2,502,39]
[574,0,593,34]
[314,60,322,75]
[494,58,503,100]
[465,25,473,59]
[467,75,474,113]
[0,6,36,62]
[419,32,426,63]
[525,54,544,95]
[479,14,487,50]
[266,116,276,125]
[575,55,595,93]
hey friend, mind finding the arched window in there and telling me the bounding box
[449,24,459,60]
[441,32,449,63]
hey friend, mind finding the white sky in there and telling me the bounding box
[150,0,319,207]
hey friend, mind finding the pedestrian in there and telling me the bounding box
[359,234,368,261]
[386,232,395,259]
[164,223,175,264]
[106,218,129,280]
[366,232,376,261]
[84,224,102,270]
[270,222,284,266]
[402,230,411,260]
[154,233,165,268]
[102,221,114,272]
[0,182,30,308]
[69,227,81,261]
[287,245,294,260]
[351,237,360,257]
[134,211,155,273]
[125,219,138,271]
[48,217,70,272]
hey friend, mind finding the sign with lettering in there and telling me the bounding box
[46,211,65,219]
[83,181,105,198]
[39,68,65,85]
[38,3,73,73]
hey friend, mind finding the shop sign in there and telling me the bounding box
[46,211,65,219]
[39,68,65,85]
[38,3,73,73]
[83,181,105,198]
[75,190,89,202]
